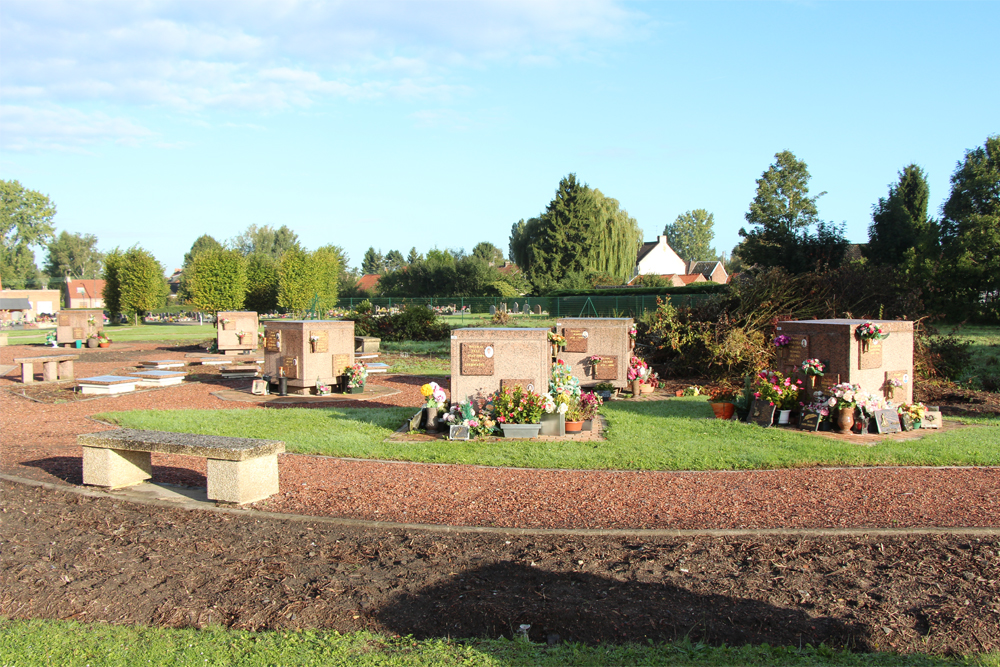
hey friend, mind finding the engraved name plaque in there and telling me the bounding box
[461,343,494,376]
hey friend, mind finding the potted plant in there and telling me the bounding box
[97,333,112,348]
[776,376,804,424]
[420,381,448,433]
[492,385,546,438]
[897,402,927,430]
[86,333,100,348]
[578,391,603,431]
[343,363,368,395]
[828,382,862,432]
[627,356,648,398]
[563,396,586,432]
[443,401,498,439]
[706,385,738,419]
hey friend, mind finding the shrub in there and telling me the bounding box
[924,334,973,380]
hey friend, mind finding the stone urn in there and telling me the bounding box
[835,406,855,433]
[631,379,642,398]
[86,337,98,348]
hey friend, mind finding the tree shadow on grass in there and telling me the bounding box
[372,560,875,652]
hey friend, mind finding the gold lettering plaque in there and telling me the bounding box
[785,335,809,366]
[563,328,588,353]
[501,378,533,392]
[264,331,280,352]
[308,330,329,353]
[58,313,69,326]
[859,341,883,370]
[283,356,298,379]
[72,327,84,340]
[594,355,618,381]
[333,354,350,375]
[461,343,494,376]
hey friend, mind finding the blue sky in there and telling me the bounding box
[2,0,997,276]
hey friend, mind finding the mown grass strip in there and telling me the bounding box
[96,397,1000,471]
[1,619,994,666]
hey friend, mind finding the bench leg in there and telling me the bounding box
[58,359,75,380]
[42,360,59,382]
[206,454,279,504]
[82,447,152,488]
[21,362,33,383]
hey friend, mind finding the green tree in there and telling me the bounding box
[384,249,406,272]
[406,247,421,265]
[865,165,934,265]
[43,231,104,280]
[183,234,223,268]
[311,245,343,314]
[738,151,847,273]
[102,246,168,324]
[232,224,300,259]
[182,248,247,313]
[472,241,505,265]
[277,247,315,313]
[663,209,717,262]
[939,134,1000,321]
[509,174,642,293]
[244,253,279,313]
[361,247,384,275]
[1,180,56,289]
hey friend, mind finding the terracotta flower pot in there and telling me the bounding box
[640,383,654,394]
[710,402,735,420]
[564,420,584,433]
[99,342,110,348]
[674,389,684,397]
[835,407,855,433]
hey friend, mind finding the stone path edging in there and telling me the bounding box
[5,472,998,540]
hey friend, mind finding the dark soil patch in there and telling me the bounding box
[917,379,1000,418]
[2,480,997,655]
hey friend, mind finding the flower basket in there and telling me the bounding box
[710,402,735,419]
[500,423,542,439]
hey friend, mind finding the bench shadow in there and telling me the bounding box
[372,560,875,651]
[19,456,207,488]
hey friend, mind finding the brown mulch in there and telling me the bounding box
[1,341,999,654]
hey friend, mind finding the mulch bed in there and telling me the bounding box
[1,341,999,654]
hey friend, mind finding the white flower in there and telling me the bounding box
[827,398,837,407]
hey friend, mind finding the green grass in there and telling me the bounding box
[2,619,995,666]
[3,323,217,345]
[96,397,1000,471]
[939,324,1000,388]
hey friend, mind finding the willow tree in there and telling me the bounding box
[509,174,641,292]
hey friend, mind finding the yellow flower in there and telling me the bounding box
[420,384,433,397]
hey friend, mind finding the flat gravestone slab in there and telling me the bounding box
[140,360,187,369]
[129,370,186,387]
[78,375,139,395]
[365,362,389,373]
[80,375,142,385]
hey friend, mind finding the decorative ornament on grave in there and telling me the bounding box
[856,321,889,352]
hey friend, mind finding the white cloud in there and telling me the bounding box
[0,0,644,149]
[0,104,156,152]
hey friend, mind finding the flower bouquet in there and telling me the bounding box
[443,401,498,439]
[856,321,889,350]
[585,355,603,368]
[897,402,926,429]
[828,381,862,432]
[343,363,368,392]
[547,331,567,347]
[773,334,791,348]
[420,381,448,410]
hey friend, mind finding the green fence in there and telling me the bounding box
[333,294,713,318]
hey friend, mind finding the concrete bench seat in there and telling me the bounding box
[79,429,284,504]
[13,354,78,383]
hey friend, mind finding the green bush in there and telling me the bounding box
[925,334,973,379]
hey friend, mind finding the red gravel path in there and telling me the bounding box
[2,342,998,532]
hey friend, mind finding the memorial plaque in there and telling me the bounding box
[333,354,351,376]
[884,370,907,399]
[899,413,915,431]
[785,335,809,366]
[309,330,329,353]
[264,331,280,352]
[922,410,942,429]
[58,313,70,326]
[282,356,298,379]
[501,378,534,392]
[251,379,268,395]
[873,408,901,433]
[747,400,776,427]
[798,410,821,431]
[461,342,494,376]
[859,341,883,369]
[594,355,618,381]
[563,328,588,353]
[72,327,84,340]
[408,410,423,432]
[448,425,471,441]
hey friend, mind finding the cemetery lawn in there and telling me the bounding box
[2,323,218,345]
[2,620,994,667]
[97,397,1000,471]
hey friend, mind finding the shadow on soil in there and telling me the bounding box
[21,456,207,489]
[372,560,874,651]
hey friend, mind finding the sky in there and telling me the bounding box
[2,0,998,276]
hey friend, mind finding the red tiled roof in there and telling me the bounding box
[356,274,380,293]
[66,279,105,299]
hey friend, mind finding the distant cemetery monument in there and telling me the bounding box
[216,311,259,355]
[450,328,551,406]
[553,317,633,390]
[776,319,915,404]
[57,309,104,345]
[262,320,355,395]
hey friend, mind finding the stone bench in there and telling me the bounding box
[79,429,284,504]
[13,353,79,383]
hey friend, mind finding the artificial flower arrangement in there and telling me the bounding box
[627,356,649,382]
[773,334,791,348]
[802,393,832,420]
[236,330,247,342]
[87,315,97,326]
[309,334,320,343]
[827,382,862,411]
[706,384,739,403]
[585,355,603,367]
[897,402,926,422]
[219,318,230,327]
[628,326,637,341]
[546,359,582,415]
[547,331,567,348]
[491,385,546,425]
[801,359,825,376]
[856,321,889,343]
[443,401,497,438]
[682,385,702,397]
[855,392,887,420]
[420,381,448,409]
[343,363,368,389]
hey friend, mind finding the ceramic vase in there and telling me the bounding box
[425,406,439,433]
[710,402,735,419]
[835,407,855,433]
[778,409,792,425]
